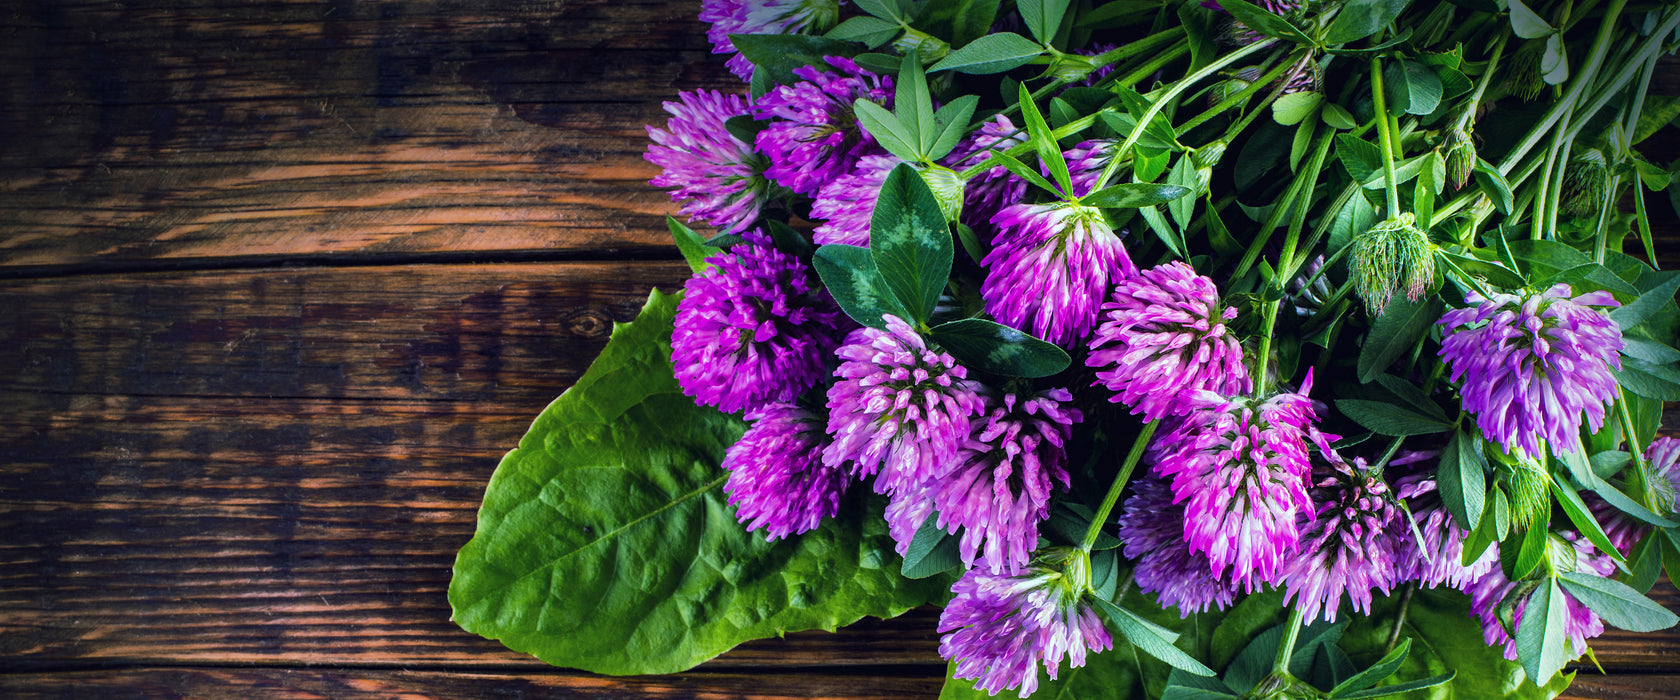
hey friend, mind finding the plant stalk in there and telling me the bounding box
[1081,419,1161,551]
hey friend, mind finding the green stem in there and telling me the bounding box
[1111,40,1192,92]
[1370,57,1403,216]
[1272,608,1305,674]
[1617,386,1650,476]
[1109,38,1279,172]
[1496,0,1635,175]
[1175,57,1297,136]
[1089,29,1185,81]
[1254,301,1281,395]
[1081,419,1161,551]
[1384,584,1416,654]
[1593,173,1622,263]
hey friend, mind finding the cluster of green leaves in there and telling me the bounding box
[458,0,1680,690]
[448,290,951,674]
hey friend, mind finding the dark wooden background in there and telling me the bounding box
[0,1,1675,697]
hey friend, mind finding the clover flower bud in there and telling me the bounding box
[1502,40,1547,101]
[1444,123,1477,191]
[893,27,949,64]
[1349,213,1434,315]
[1501,455,1552,533]
[919,163,968,224]
[1193,140,1228,169]
[1208,67,1260,108]
[1047,51,1100,83]
[1561,148,1609,219]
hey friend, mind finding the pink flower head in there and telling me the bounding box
[645,89,769,235]
[754,57,892,196]
[1439,284,1622,458]
[939,558,1113,697]
[723,402,852,540]
[933,389,1080,575]
[981,201,1136,347]
[673,232,845,413]
[1278,455,1406,622]
[823,315,984,494]
[1118,474,1242,615]
[1087,261,1251,421]
[1148,377,1325,588]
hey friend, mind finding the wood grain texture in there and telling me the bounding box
[0,667,949,699]
[0,0,736,271]
[1,0,1679,697]
[0,261,1674,688]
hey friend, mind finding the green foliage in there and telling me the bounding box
[870,163,954,325]
[930,318,1072,377]
[449,290,948,674]
[1340,588,1575,698]
[813,244,910,329]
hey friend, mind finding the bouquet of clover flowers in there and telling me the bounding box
[450,0,1680,697]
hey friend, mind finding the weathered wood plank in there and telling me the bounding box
[0,262,1676,676]
[0,261,689,402]
[0,667,1671,699]
[0,0,737,270]
[0,667,949,699]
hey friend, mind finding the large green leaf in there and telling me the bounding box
[931,318,1072,377]
[1339,588,1574,698]
[1358,296,1442,383]
[1325,0,1415,44]
[814,244,912,329]
[919,0,1002,45]
[871,163,954,325]
[449,290,947,674]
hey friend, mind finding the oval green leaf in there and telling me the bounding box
[930,318,1071,378]
[449,290,948,675]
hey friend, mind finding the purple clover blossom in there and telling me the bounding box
[723,402,852,540]
[1073,44,1119,87]
[933,389,1081,575]
[939,557,1114,698]
[755,57,893,196]
[1119,474,1242,615]
[981,201,1137,347]
[811,154,902,247]
[700,0,841,80]
[1205,0,1303,45]
[1394,473,1499,590]
[673,232,845,413]
[1087,261,1251,422]
[823,314,984,495]
[1593,437,1680,554]
[1064,139,1117,198]
[945,116,1028,233]
[1278,455,1405,622]
[1148,378,1325,588]
[1467,534,1615,662]
[1438,283,1623,458]
[884,478,937,556]
[645,89,769,235]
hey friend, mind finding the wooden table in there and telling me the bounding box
[1,1,1675,697]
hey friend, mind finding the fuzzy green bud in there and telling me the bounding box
[1192,140,1228,169]
[893,28,949,64]
[1444,123,1477,191]
[1502,458,1551,533]
[1545,533,1580,574]
[1046,51,1100,82]
[1502,40,1547,101]
[1349,213,1434,315]
[1560,148,1609,219]
[918,164,966,224]
[1207,66,1262,108]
